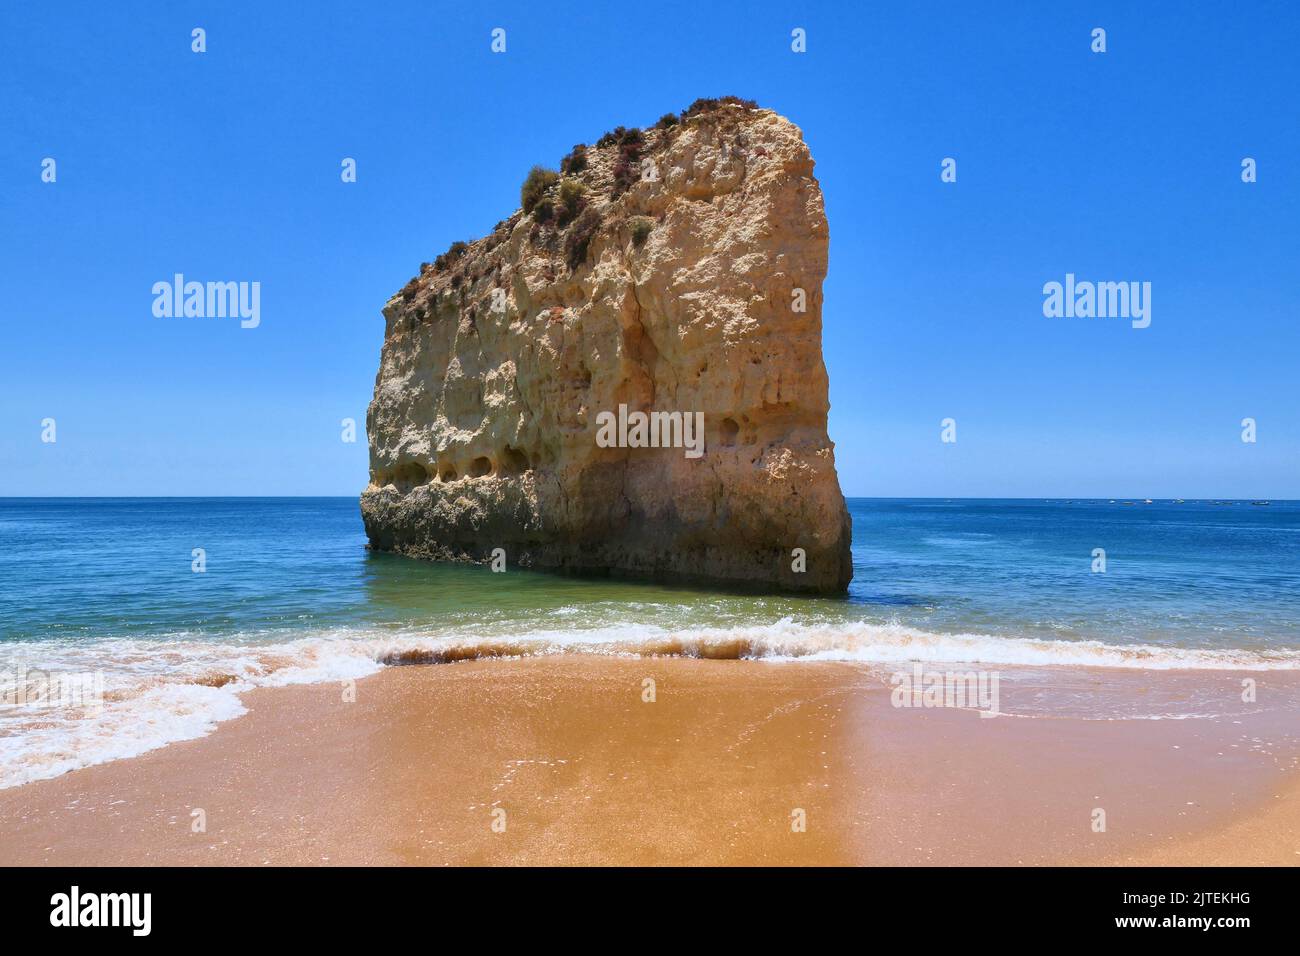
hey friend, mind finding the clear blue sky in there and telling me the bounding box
[2,1,1296,497]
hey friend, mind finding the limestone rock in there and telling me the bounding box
[361,100,852,593]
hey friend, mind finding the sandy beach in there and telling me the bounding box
[1,656,1297,866]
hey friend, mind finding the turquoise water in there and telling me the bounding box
[3,496,1298,650]
[2,497,1298,786]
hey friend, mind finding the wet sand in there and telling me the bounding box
[1,656,1297,866]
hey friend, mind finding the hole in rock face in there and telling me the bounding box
[499,446,530,475]
[469,457,493,478]
[720,418,740,447]
[393,462,430,487]
[440,465,458,482]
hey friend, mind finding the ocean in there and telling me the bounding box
[2,497,1298,787]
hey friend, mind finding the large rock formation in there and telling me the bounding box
[361,98,852,593]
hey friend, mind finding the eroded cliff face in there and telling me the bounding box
[362,100,852,593]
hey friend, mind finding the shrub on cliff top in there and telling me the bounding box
[654,113,679,130]
[560,144,587,175]
[629,216,654,247]
[521,165,559,214]
[596,125,643,150]
[556,177,587,226]
[611,141,641,198]
[682,95,759,119]
[432,240,469,272]
[564,207,601,270]
[608,129,646,199]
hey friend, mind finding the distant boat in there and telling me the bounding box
[1173,499,1185,504]
[1143,499,1154,504]
[1251,500,1271,506]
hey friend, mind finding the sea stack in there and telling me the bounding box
[361,98,852,593]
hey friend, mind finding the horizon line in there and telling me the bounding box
[0,495,1292,503]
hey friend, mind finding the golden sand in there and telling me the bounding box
[0,656,1296,866]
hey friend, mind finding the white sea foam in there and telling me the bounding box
[0,683,248,789]
[2,620,1297,789]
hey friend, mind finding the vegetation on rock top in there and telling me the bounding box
[398,96,763,307]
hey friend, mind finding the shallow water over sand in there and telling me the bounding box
[2,497,1298,786]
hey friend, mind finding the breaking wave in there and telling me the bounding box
[2,619,1298,789]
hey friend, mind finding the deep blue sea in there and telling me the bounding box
[2,497,1298,786]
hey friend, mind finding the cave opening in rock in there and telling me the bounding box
[499,445,530,475]
[469,456,493,478]
[393,461,430,488]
